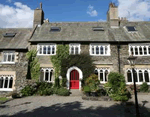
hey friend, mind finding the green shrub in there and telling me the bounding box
[83,86,91,93]
[140,82,149,92]
[107,72,131,101]
[21,85,36,96]
[54,77,60,88]
[56,87,70,96]
[61,78,67,87]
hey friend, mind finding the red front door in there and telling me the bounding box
[70,70,79,89]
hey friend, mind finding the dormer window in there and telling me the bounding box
[92,27,104,31]
[50,27,61,32]
[3,33,16,37]
[126,26,136,32]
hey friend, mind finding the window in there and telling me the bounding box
[126,69,150,85]
[2,51,15,63]
[69,44,80,55]
[41,68,53,82]
[0,75,14,91]
[50,27,61,32]
[92,27,104,31]
[95,68,110,83]
[90,44,110,56]
[129,44,150,56]
[126,26,136,32]
[37,44,56,55]
[3,33,16,37]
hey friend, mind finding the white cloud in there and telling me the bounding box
[6,0,12,3]
[0,2,34,28]
[117,0,150,21]
[98,19,106,22]
[87,5,98,17]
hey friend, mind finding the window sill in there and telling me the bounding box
[130,55,150,57]
[90,54,111,56]
[0,62,15,65]
[0,89,13,91]
[126,82,150,85]
[37,54,56,56]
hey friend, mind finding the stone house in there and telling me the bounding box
[0,3,150,94]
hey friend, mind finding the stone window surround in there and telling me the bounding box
[129,43,150,56]
[126,68,150,85]
[0,71,16,91]
[69,43,81,55]
[95,68,110,84]
[1,51,15,64]
[41,68,54,82]
[37,43,56,56]
[89,43,111,56]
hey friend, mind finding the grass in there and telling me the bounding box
[0,97,8,102]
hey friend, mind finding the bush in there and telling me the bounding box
[56,87,70,96]
[61,78,67,87]
[140,82,149,92]
[83,86,91,93]
[54,77,60,88]
[21,85,36,96]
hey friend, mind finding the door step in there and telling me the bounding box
[70,89,82,96]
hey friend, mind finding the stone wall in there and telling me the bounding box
[0,51,28,96]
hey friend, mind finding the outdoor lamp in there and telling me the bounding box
[127,54,140,117]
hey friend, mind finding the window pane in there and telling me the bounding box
[39,46,42,54]
[139,70,143,82]
[49,72,52,81]
[105,70,108,81]
[92,46,94,54]
[105,46,108,54]
[144,71,149,82]
[135,47,138,55]
[127,70,132,82]
[149,46,150,54]
[48,46,51,54]
[71,47,74,54]
[144,47,147,55]
[100,70,103,81]
[3,54,7,62]
[52,46,55,54]
[139,47,142,55]
[9,77,13,88]
[4,77,8,88]
[45,70,49,81]
[75,47,78,54]
[8,54,11,61]
[130,47,133,55]
[100,46,103,54]
[43,46,46,54]
[96,46,99,54]
[0,77,3,88]
[12,54,15,62]
[94,70,98,75]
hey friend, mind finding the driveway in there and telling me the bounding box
[0,94,150,117]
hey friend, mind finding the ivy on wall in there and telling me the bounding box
[26,49,40,81]
[50,45,69,78]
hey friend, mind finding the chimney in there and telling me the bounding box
[33,2,44,27]
[107,2,119,28]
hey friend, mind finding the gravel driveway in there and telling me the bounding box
[0,95,150,117]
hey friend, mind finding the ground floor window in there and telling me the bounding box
[41,68,53,82]
[94,68,110,83]
[126,68,150,84]
[0,75,14,91]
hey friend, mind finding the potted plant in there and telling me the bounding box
[83,86,91,96]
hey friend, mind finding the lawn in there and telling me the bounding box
[0,97,8,102]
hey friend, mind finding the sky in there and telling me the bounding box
[0,0,150,28]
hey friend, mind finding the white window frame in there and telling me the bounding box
[0,75,14,91]
[69,43,81,55]
[2,51,15,64]
[37,43,56,56]
[129,43,150,56]
[126,68,150,85]
[95,68,110,84]
[41,68,54,83]
[89,43,110,56]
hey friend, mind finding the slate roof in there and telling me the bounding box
[30,21,150,42]
[0,28,32,49]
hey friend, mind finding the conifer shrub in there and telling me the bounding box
[140,82,149,92]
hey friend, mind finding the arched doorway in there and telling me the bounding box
[66,66,83,90]
[70,69,79,89]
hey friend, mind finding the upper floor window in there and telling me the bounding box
[69,43,80,55]
[37,44,56,55]
[0,75,14,91]
[126,26,137,32]
[2,51,15,63]
[90,43,110,56]
[129,44,150,56]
